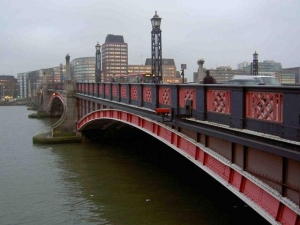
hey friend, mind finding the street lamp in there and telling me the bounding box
[252,51,258,75]
[60,63,63,82]
[43,71,46,84]
[95,42,101,82]
[151,11,162,83]
[181,64,187,84]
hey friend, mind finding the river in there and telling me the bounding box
[0,106,269,225]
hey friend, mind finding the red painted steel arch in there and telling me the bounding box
[77,109,300,225]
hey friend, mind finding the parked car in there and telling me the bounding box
[226,75,281,86]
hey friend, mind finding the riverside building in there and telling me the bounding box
[0,75,18,99]
[70,57,95,82]
[102,34,128,82]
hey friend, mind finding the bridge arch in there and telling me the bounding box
[48,92,65,117]
[77,109,299,225]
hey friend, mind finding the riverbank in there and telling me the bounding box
[0,102,28,106]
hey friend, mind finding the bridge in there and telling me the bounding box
[33,55,300,225]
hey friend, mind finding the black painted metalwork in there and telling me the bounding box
[95,42,101,82]
[60,63,63,82]
[253,51,258,75]
[151,11,162,83]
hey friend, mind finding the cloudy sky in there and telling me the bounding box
[1,0,299,81]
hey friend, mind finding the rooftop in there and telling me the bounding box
[105,34,124,43]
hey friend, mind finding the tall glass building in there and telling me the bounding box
[71,57,96,82]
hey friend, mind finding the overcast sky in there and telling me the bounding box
[1,0,299,81]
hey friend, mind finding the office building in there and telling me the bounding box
[17,73,29,98]
[0,75,18,99]
[144,58,181,83]
[102,34,128,82]
[70,57,95,82]
[238,60,282,73]
[238,61,250,70]
[281,67,300,84]
[128,64,151,74]
[194,66,249,84]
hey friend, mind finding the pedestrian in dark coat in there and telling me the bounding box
[202,70,216,84]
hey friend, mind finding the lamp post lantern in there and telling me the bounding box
[252,51,258,75]
[95,42,101,82]
[151,11,162,83]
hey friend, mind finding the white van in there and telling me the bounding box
[227,75,281,86]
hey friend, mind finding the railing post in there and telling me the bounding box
[85,83,88,95]
[151,84,158,110]
[116,83,121,102]
[125,84,130,104]
[99,83,104,98]
[137,84,142,107]
[89,83,93,96]
[195,85,206,120]
[230,87,245,129]
[282,91,300,141]
[97,83,100,98]
[109,83,112,101]
[95,83,99,98]
[170,84,179,114]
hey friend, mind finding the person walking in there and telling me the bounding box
[202,70,216,84]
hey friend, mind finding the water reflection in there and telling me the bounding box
[0,106,268,225]
[49,128,269,225]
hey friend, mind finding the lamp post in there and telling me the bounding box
[181,64,187,83]
[95,42,101,82]
[43,71,46,84]
[197,59,205,83]
[60,63,63,82]
[252,51,258,75]
[151,11,162,83]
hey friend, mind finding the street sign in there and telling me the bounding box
[181,64,187,70]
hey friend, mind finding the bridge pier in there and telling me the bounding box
[50,54,79,137]
[37,82,50,114]
[28,79,51,118]
[33,54,82,143]
[50,80,78,136]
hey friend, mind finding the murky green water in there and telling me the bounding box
[0,106,269,224]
